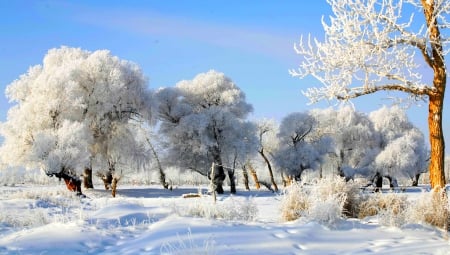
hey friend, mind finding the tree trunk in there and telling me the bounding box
[259,149,278,192]
[83,168,94,189]
[412,173,421,187]
[209,162,226,194]
[111,177,119,197]
[101,172,113,190]
[372,172,382,192]
[227,168,236,194]
[242,165,250,191]
[214,164,225,194]
[428,93,446,189]
[247,163,260,189]
[145,136,168,189]
[422,0,446,190]
[58,172,82,196]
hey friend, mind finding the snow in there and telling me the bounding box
[1,184,450,254]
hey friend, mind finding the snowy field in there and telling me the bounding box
[1,183,450,255]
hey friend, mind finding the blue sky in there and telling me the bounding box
[0,0,448,150]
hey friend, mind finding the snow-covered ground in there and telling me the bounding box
[0,183,450,255]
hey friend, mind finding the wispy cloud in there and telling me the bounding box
[74,7,298,64]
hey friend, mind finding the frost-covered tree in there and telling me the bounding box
[310,106,379,180]
[155,70,253,194]
[369,106,413,147]
[274,112,323,181]
[31,121,91,194]
[291,0,449,189]
[0,47,152,195]
[370,106,428,185]
[374,128,428,185]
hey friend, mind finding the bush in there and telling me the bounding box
[281,177,450,230]
[280,177,364,225]
[358,193,408,227]
[280,182,309,221]
[406,188,449,230]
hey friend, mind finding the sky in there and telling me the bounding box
[0,0,448,150]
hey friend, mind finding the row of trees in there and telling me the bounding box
[0,46,429,195]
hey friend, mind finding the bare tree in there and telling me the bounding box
[291,0,449,189]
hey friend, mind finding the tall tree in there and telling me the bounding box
[0,47,153,195]
[291,0,449,189]
[155,70,254,194]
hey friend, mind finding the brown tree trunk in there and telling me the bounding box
[422,0,446,190]
[259,149,278,192]
[428,94,446,189]
[83,168,94,189]
[111,177,119,197]
[247,163,260,189]
[58,172,82,196]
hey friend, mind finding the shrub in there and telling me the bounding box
[280,177,364,225]
[280,182,309,221]
[406,188,449,230]
[281,177,450,230]
[358,193,408,218]
[358,193,409,227]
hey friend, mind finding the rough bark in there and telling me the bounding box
[83,168,94,189]
[422,0,446,189]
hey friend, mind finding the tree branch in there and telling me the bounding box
[336,83,435,100]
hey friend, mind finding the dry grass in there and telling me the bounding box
[280,183,309,221]
[358,193,408,219]
[280,177,364,223]
[280,177,450,230]
[407,188,449,230]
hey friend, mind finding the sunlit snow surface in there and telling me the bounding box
[0,184,449,254]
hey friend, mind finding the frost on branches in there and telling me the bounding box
[291,0,450,189]
[370,106,428,186]
[154,70,256,194]
[0,47,153,195]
